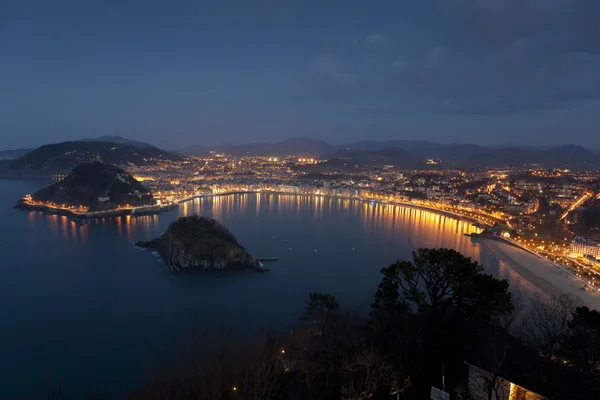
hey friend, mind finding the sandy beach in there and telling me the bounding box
[482,239,600,310]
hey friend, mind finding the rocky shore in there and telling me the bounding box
[135,215,267,274]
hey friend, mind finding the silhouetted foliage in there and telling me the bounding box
[301,292,340,337]
[522,293,582,359]
[368,248,514,398]
[564,306,600,373]
[40,247,600,399]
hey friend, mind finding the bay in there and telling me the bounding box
[0,179,540,398]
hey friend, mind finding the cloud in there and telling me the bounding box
[294,2,600,115]
[438,0,600,53]
[365,33,384,43]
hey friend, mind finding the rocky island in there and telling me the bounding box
[135,215,267,273]
[15,162,168,217]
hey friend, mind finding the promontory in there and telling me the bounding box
[135,215,267,273]
[15,162,159,216]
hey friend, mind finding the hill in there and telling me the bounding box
[81,135,156,149]
[181,137,334,157]
[20,162,154,212]
[4,140,184,173]
[331,142,600,169]
[0,148,33,160]
[326,147,421,168]
[179,137,599,169]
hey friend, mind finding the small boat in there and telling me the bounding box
[289,248,293,251]
[283,240,287,242]
[352,248,356,251]
[314,249,318,252]
[272,236,276,239]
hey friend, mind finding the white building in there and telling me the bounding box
[569,237,600,260]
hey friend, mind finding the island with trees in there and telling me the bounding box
[15,162,172,217]
[135,215,267,274]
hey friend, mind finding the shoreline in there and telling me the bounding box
[196,191,493,228]
[15,201,178,219]
[474,234,600,296]
[482,239,600,309]
[17,188,597,303]
[185,192,600,303]
[15,187,493,228]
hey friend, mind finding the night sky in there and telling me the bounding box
[1,0,599,150]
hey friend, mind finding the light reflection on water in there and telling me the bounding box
[20,193,537,297]
[169,193,540,295]
[178,193,481,254]
[2,183,547,398]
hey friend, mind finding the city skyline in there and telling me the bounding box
[1,0,599,149]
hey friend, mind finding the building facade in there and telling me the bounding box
[569,237,600,260]
[466,363,546,400]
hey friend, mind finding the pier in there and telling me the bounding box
[256,257,279,262]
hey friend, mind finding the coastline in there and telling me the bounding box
[186,192,600,304]
[482,239,600,309]
[472,233,600,296]
[15,187,493,228]
[15,201,178,219]
[198,191,493,228]
[17,188,598,304]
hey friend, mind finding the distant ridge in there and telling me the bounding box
[179,137,334,157]
[81,135,157,149]
[3,136,599,171]
[180,137,600,170]
[0,148,33,160]
[2,139,183,174]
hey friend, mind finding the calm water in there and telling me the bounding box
[0,179,539,398]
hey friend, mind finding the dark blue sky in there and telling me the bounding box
[1,0,599,149]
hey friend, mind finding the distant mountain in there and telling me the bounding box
[177,137,600,169]
[264,137,334,156]
[326,147,421,168]
[0,148,33,160]
[340,141,600,169]
[544,144,597,165]
[81,135,156,149]
[178,145,208,156]
[3,140,184,173]
[180,137,334,157]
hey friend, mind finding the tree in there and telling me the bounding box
[369,248,513,397]
[339,345,409,400]
[522,293,582,359]
[564,306,600,373]
[302,292,340,337]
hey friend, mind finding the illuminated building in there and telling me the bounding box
[569,237,600,259]
[466,363,546,400]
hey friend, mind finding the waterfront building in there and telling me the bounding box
[569,237,600,259]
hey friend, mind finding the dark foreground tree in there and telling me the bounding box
[369,248,513,397]
[301,292,340,337]
[564,306,600,373]
[521,293,581,359]
[129,248,600,400]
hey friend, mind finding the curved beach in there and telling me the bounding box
[483,239,600,309]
